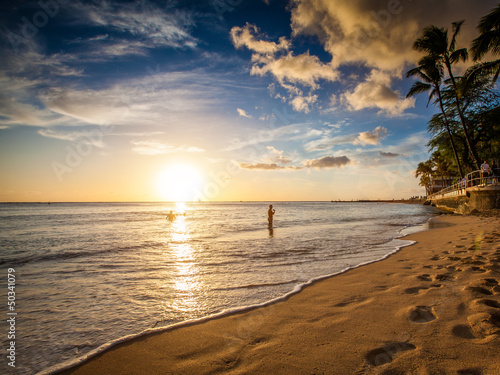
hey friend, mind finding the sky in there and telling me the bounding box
[0,0,497,202]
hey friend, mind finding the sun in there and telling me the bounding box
[157,163,203,202]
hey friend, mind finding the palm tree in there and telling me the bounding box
[415,161,433,196]
[413,21,481,170]
[406,57,464,178]
[464,4,500,98]
[471,3,500,66]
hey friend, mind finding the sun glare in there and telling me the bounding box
[157,163,203,202]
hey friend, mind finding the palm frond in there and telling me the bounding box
[427,87,438,108]
[450,48,468,64]
[413,25,448,55]
[450,20,465,51]
[471,30,500,60]
[406,81,432,98]
[477,4,500,34]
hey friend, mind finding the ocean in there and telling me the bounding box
[0,201,439,374]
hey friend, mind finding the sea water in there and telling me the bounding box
[0,202,439,374]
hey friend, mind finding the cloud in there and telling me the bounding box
[131,140,168,155]
[38,71,223,127]
[239,154,350,170]
[250,51,339,89]
[304,133,357,152]
[0,94,52,127]
[186,146,205,153]
[239,162,287,170]
[290,94,318,113]
[303,155,350,169]
[237,108,252,118]
[380,151,399,157]
[71,1,198,52]
[130,140,205,155]
[342,70,415,116]
[230,23,339,113]
[304,126,388,151]
[290,0,493,73]
[38,128,104,144]
[354,126,388,146]
[231,23,290,54]
[266,146,292,164]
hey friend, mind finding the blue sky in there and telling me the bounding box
[0,0,497,202]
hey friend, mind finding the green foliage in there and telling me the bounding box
[407,7,500,186]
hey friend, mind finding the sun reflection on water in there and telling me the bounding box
[167,211,205,315]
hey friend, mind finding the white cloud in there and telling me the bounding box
[230,23,339,113]
[0,94,51,126]
[37,71,223,128]
[72,1,198,52]
[250,51,339,89]
[131,140,168,155]
[290,93,318,113]
[304,125,388,151]
[130,140,205,156]
[231,23,290,54]
[266,146,292,164]
[237,108,252,118]
[37,129,105,148]
[353,126,388,146]
[342,70,415,116]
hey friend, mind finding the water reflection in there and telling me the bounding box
[268,225,274,237]
[167,212,204,315]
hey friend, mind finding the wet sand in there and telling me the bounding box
[60,214,500,374]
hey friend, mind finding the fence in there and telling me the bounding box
[427,168,499,200]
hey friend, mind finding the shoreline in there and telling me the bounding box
[45,214,428,375]
[58,214,500,374]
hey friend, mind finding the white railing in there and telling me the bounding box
[427,168,499,200]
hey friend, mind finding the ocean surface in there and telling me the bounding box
[0,201,439,374]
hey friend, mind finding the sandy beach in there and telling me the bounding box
[60,214,500,375]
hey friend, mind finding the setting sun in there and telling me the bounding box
[157,163,203,202]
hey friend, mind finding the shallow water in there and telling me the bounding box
[0,201,438,374]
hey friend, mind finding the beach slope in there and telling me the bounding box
[61,214,500,374]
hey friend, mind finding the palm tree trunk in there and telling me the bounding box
[444,58,481,170]
[436,88,464,179]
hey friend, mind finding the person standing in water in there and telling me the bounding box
[166,210,176,221]
[268,204,275,226]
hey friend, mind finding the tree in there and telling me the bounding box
[415,161,433,195]
[413,22,481,169]
[406,56,464,178]
[471,3,500,81]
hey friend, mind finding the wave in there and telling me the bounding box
[0,245,145,267]
[210,279,300,291]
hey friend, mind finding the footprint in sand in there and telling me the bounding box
[457,368,482,375]
[404,284,442,295]
[434,274,454,281]
[365,342,416,366]
[460,257,485,265]
[465,286,493,296]
[465,279,500,296]
[474,299,500,309]
[470,266,487,273]
[467,312,500,337]
[417,274,432,281]
[409,306,437,323]
[452,324,476,339]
